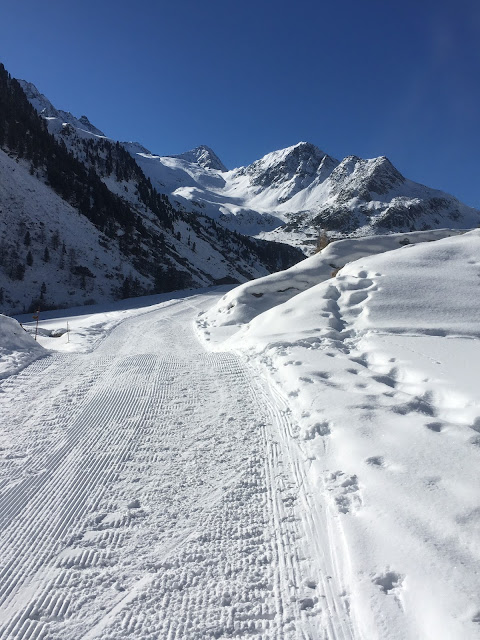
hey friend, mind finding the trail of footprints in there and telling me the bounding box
[269,268,480,626]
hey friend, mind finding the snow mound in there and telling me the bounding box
[0,314,46,379]
[200,228,467,338]
[230,228,480,351]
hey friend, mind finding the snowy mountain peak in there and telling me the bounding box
[78,114,99,132]
[328,155,405,197]
[122,141,153,156]
[242,141,339,197]
[170,145,227,171]
[18,79,105,137]
[248,141,328,171]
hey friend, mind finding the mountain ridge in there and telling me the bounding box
[16,77,479,253]
[0,67,302,314]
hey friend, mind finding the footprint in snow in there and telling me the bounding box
[425,421,443,432]
[299,596,316,610]
[304,422,331,440]
[373,570,404,594]
[365,456,385,467]
[471,417,480,433]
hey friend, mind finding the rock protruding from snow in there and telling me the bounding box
[328,155,405,200]
[170,145,227,172]
[122,141,153,156]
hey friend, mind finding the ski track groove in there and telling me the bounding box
[0,294,355,639]
[256,381,355,640]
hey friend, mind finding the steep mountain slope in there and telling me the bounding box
[0,66,302,314]
[169,145,227,171]
[18,78,478,256]
[19,80,105,136]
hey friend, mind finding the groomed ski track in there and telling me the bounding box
[0,291,355,640]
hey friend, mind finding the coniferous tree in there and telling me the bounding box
[51,230,60,250]
[14,262,25,281]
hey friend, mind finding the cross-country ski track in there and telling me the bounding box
[0,291,354,640]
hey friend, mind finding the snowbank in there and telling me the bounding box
[198,229,480,639]
[200,229,466,337]
[0,314,46,379]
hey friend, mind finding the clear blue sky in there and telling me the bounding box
[2,0,479,207]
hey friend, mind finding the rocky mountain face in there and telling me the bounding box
[243,142,336,193]
[18,80,105,136]
[0,66,302,315]
[114,141,480,253]
[170,145,227,172]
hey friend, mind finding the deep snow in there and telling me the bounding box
[0,314,45,379]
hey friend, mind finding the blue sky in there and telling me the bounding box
[2,0,479,206]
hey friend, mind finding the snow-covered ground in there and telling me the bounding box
[0,314,45,380]
[199,229,480,639]
[1,229,479,639]
[0,288,353,640]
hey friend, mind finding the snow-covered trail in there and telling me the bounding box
[0,293,354,640]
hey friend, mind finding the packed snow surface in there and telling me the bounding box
[0,288,353,639]
[1,230,480,639]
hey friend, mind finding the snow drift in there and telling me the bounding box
[199,228,467,333]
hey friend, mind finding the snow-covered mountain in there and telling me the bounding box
[122,141,479,252]
[3,69,479,314]
[169,145,227,171]
[18,80,105,137]
[0,67,302,314]
[18,77,479,255]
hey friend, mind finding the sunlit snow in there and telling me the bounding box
[1,230,479,638]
